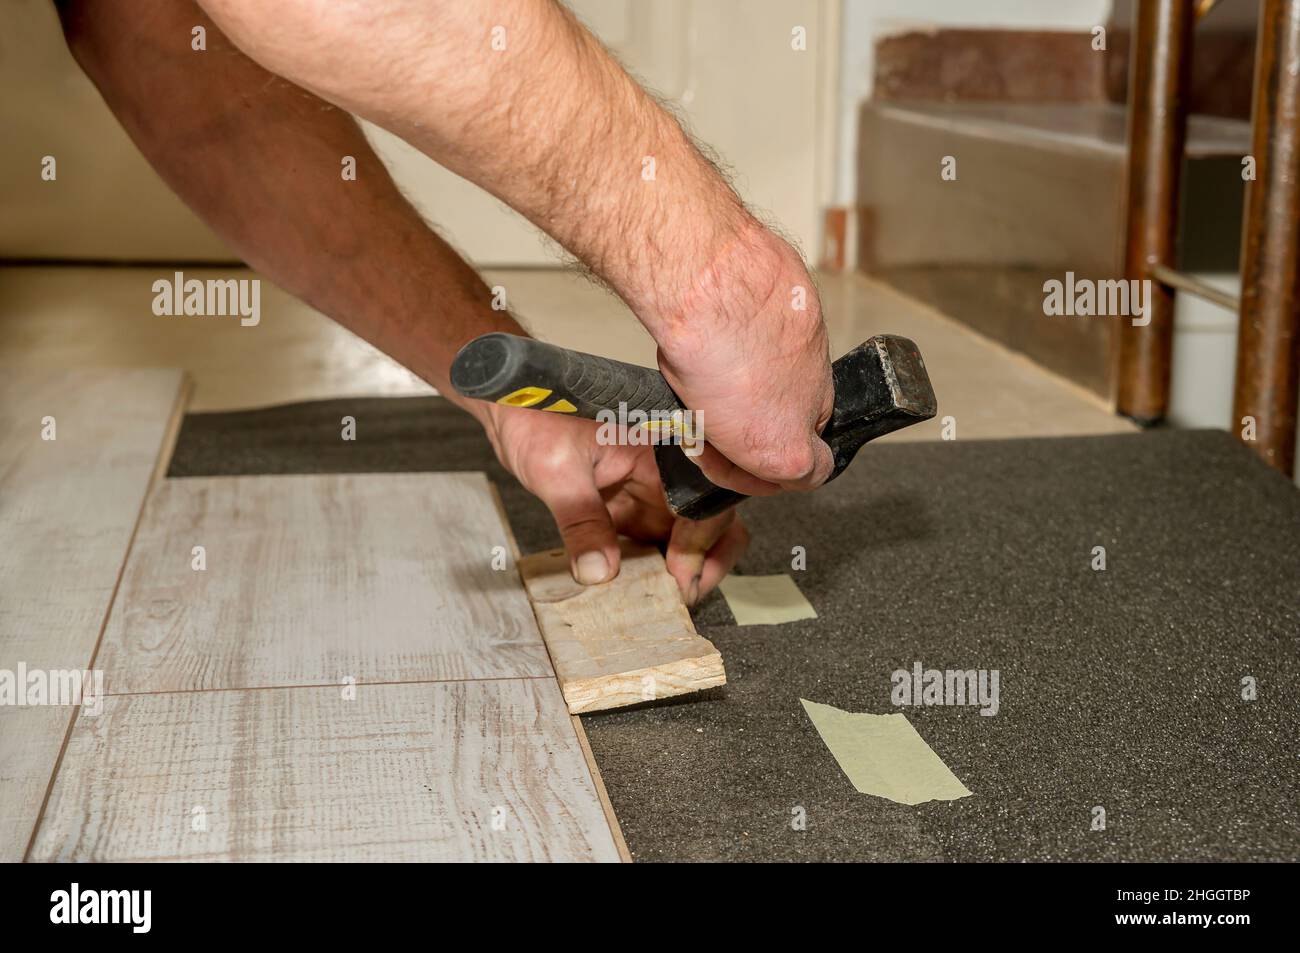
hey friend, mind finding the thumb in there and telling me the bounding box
[534,470,621,586]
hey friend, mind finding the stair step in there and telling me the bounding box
[858,101,1246,398]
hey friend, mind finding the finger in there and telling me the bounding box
[687,443,782,497]
[534,468,621,586]
[665,509,736,606]
[695,517,751,599]
[606,490,674,542]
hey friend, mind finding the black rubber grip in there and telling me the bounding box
[450,333,682,420]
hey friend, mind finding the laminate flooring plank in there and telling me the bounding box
[0,707,72,861]
[488,482,630,860]
[96,472,553,693]
[0,367,188,861]
[29,679,621,862]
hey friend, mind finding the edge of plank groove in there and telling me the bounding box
[149,373,194,488]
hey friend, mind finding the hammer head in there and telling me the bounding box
[822,334,937,477]
[657,335,936,520]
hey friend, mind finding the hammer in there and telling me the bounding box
[450,333,937,520]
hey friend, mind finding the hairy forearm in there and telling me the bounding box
[195,0,798,341]
[60,0,521,422]
[403,0,762,326]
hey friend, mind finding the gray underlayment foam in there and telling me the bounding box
[171,396,1299,862]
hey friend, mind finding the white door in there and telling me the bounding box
[1,0,829,265]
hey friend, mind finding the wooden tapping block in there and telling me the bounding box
[518,540,726,714]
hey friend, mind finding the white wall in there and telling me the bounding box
[1170,275,1300,488]
[834,0,1112,203]
[0,0,235,259]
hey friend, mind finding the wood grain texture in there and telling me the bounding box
[0,707,72,861]
[519,540,725,714]
[0,367,188,862]
[30,679,621,862]
[96,472,553,693]
[489,482,631,861]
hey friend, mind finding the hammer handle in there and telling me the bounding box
[451,331,937,523]
[450,333,682,420]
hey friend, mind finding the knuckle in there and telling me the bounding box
[528,445,580,483]
[765,444,816,483]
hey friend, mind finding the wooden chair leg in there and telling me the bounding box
[1117,0,1196,425]
[1234,0,1300,476]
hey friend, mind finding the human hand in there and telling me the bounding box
[480,404,749,606]
[650,224,836,497]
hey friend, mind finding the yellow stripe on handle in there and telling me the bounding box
[542,399,577,413]
[496,386,552,408]
[640,415,691,436]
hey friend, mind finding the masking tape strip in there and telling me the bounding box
[800,699,973,805]
[717,574,817,626]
